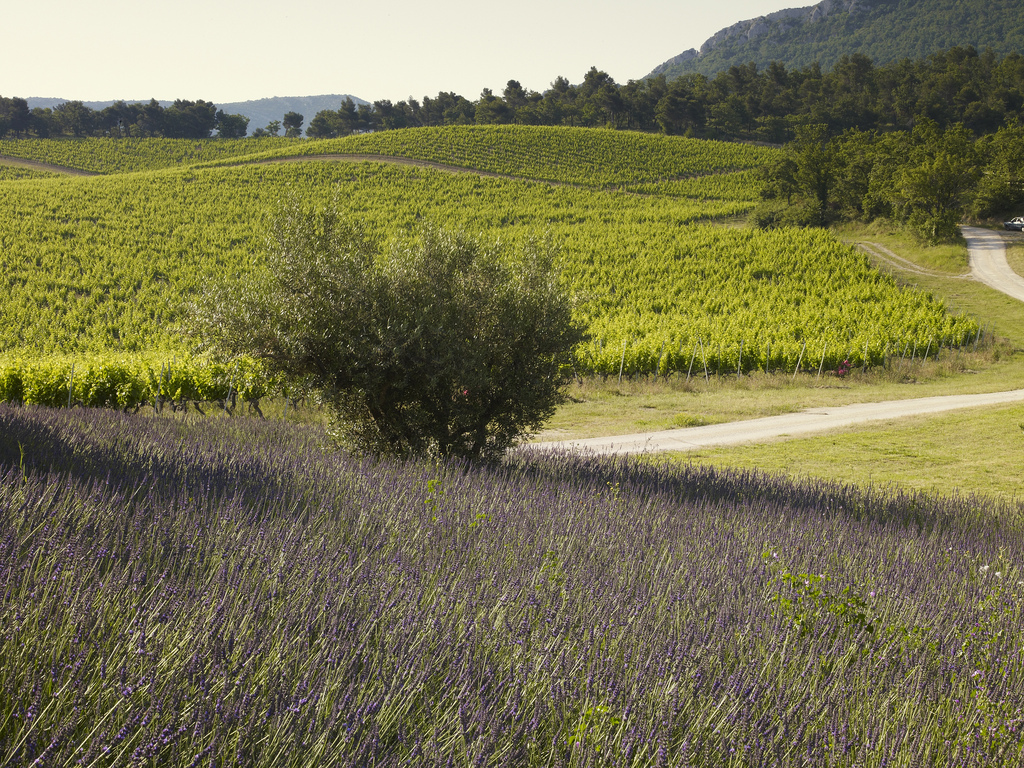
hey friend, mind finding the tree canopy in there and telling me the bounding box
[190,210,583,460]
[753,117,1021,241]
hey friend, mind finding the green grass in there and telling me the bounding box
[673,401,1024,502]
[1006,236,1024,279]
[834,220,970,273]
[539,347,1024,440]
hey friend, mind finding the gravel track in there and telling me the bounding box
[962,225,1024,302]
[529,389,1024,456]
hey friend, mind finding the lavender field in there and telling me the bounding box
[1,404,1022,767]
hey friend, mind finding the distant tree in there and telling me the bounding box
[191,208,583,460]
[475,88,512,125]
[29,107,53,138]
[99,101,142,137]
[539,76,578,126]
[972,120,1024,217]
[282,112,303,137]
[53,100,95,137]
[164,100,217,138]
[421,92,474,125]
[337,98,361,132]
[372,100,405,130]
[656,78,706,135]
[578,67,615,99]
[891,120,982,242]
[216,110,249,138]
[5,97,31,137]
[137,99,165,137]
[306,111,339,139]
[265,119,281,136]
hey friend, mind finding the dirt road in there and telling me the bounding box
[0,154,98,176]
[529,389,1024,456]
[963,225,1024,302]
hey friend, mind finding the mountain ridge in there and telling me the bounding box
[650,0,1024,79]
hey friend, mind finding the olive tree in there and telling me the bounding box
[191,205,583,460]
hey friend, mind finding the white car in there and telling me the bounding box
[1004,217,1024,231]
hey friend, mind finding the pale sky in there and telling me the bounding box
[4,0,796,104]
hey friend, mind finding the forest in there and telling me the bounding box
[2,46,1022,144]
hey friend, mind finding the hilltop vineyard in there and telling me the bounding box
[238,125,779,188]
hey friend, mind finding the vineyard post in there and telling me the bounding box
[656,340,666,381]
[229,362,239,413]
[737,340,743,379]
[699,338,709,382]
[792,341,806,381]
[67,363,75,409]
[973,326,981,352]
[910,342,917,363]
[924,339,931,362]
[686,341,697,381]
[816,342,828,380]
[618,339,627,386]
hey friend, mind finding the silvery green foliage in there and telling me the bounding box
[192,206,583,460]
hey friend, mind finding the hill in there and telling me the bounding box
[650,0,1024,80]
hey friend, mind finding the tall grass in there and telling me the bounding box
[1,405,1022,766]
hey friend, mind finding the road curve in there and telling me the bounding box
[528,389,1024,456]
[0,154,98,176]
[962,225,1024,302]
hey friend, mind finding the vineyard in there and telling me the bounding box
[203,125,779,188]
[0,136,300,174]
[0,127,980,409]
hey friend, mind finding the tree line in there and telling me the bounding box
[3,46,1022,143]
[754,118,1024,242]
[0,97,305,140]
[305,47,1024,143]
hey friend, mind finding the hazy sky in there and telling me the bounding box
[4,0,795,104]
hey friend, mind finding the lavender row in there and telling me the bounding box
[1,405,1022,766]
